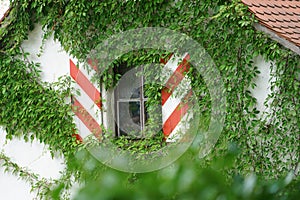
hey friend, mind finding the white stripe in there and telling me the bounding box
[164,53,188,73]
[74,116,92,139]
[78,62,100,91]
[162,53,188,85]
[73,84,102,123]
[166,112,192,142]
[162,95,181,124]
[162,75,192,123]
[70,57,99,90]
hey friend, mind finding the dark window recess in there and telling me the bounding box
[114,65,150,138]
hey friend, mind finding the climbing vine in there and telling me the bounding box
[0,0,299,199]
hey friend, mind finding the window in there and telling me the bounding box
[114,66,150,138]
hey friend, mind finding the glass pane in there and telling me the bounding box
[116,68,142,100]
[129,101,141,125]
[131,87,141,99]
[118,101,141,137]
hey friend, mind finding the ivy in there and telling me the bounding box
[0,0,299,199]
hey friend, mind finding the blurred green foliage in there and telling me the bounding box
[69,144,299,200]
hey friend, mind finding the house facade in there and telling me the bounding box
[0,0,299,199]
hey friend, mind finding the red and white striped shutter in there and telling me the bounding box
[161,53,192,142]
[70,54,192,143]
[70,59,102,141]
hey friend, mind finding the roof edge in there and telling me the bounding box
[254,23,300,56]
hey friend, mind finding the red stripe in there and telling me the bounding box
[87,58,98,72]
[72,133,83,143]
[70,59,102,109]
[160,53,173,65]
[161,54,190,106]
[163,90,193,137]
[72,97,102,139]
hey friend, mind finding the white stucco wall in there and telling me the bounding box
[0,24,274,199]
[250,56,274,116]
[22,24,70,82]
[0,128,65,199]
[0,25,70,200]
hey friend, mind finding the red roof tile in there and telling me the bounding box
[242,0,300,47]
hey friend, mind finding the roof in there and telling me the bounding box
[242,0,300,48]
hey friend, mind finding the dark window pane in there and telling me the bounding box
[118,101,141,137]
[144,101,149,124]
[131,87,141,99]
[129,101,141,125]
